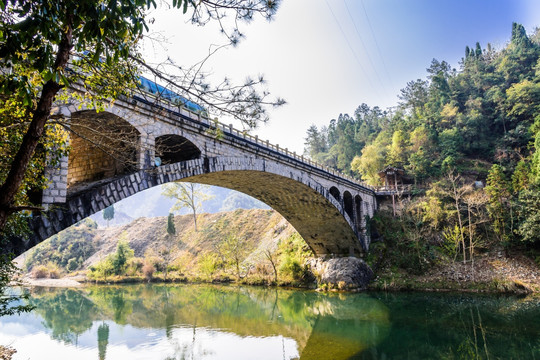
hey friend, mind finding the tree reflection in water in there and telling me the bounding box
[23,284,390,359]
[20,285,540,359]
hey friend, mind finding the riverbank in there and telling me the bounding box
[369,251,540,294]
[20,251,539,294]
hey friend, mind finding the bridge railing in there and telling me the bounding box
[133,86,375,191]
[206,119,376,189]
[372,184,417,194]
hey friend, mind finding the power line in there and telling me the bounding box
[324,0,379,96]
[359,0,392,83]
[343,0,389,97]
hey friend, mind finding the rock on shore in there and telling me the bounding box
[308,257,374,290]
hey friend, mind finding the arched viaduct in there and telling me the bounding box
[4,90,377,257]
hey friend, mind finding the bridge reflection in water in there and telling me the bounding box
[0,284,390,360]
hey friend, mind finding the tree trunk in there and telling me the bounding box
[192,208,198,232]
[0,17,73,232]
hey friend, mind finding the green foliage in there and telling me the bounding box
[442,225,461,259]
[112,236,134,275]
[197,253,220,279]
[277,233,313,281]
[25,219,97,273]
[216,235,251,279]
[0,254,33,316]
[485,164,512,243]
[305,23,540,188]
[304,23,540,258]
[103,205,115,226]
[89,233,134,279]
[516,184,540,244]
[166,213,176,236]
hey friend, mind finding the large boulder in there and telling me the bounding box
[308,257,373,291]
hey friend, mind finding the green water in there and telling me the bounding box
[1,284,539,359]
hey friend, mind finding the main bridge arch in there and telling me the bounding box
[9,156,371,257]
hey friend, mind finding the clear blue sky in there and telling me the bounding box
[144,0,540,154]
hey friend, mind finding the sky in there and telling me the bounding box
[142,0,540,155]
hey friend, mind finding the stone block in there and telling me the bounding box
[42,195,54,204]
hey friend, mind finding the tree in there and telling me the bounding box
[445,172,471,264]
[166,213,176,236]
[112,238,134,275]
[103,205,115,227]
[161,182,213,232]
[0,254,33,316]
[97,322,110,360]
[516,184,540,244]
[304,124,328,159]
[161,212,177,280]
[216,235,251,280]
[264,249,278,284]
[386,130,409,167]
[0,0,283,236]
[485,164,512,244]
[351,131,390,185]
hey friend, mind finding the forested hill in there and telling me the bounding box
[304,23,540,269]
[305,23,539,186]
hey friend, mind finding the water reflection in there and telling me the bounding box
[0,284,391,360]
[358,292,540,360]
[2,286,539,359]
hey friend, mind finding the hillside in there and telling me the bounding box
[304,22,540,286]
[84,209,295,270]
[22,209,300,281]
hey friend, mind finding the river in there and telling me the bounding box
[1,284,539,359]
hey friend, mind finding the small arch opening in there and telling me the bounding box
[343,191,353,221]
[155,134,201,164]
[68,110,139,188]
[329,186,341,202]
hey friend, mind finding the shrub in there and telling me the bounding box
[278,254,303,280]
[198,253,219,279]
[142,262,155,281]
[126,257,144,276]
[47,263,61,279]
[88,255,115,280]
[30,263,61,279]
[66,258,79,272]
[30,265,49,279]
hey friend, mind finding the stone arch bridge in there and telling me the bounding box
[5,91,377,257]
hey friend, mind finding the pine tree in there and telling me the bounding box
[167,213,176,236]
[485,164,512,244]
[475,42,482,58]
[103,205,115,227]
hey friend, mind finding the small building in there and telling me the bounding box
[377,166,412,190]
[376,166,413,217]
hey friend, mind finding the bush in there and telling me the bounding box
[30,265,49,279]
[198,253,220,279]
[30,263,61,279]
[142,262,155,281]
[126,257,144,276]
[88,255,115,280]
[66,258,79,272]
[48,263,61,279]
[278,255,303,280]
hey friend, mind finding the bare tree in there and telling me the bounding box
[161,182,213,232]
[216,235,251,280]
